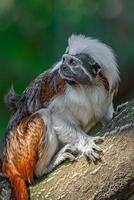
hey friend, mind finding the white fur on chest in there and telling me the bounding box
[49,85,111,132]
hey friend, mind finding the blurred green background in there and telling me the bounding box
[0,0,134,155]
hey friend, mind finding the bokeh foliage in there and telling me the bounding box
[0,0,134,153]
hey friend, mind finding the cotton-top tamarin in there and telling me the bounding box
[2,35,119,200]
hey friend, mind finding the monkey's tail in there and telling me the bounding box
[2,161,28,200]
[9,175,28,200]
[4,86,21,110]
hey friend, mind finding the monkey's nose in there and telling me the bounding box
[62,54,77,66]
[62,65,68,70]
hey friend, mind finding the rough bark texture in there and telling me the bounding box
[0,99,134,200]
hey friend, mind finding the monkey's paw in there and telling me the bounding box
[57,144,78,162]
[80,136,104,161]
[45,144,77,174]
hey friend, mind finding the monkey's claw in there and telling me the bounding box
[81,136,103,161]
[61,152,76,162]
[58,144,77,162]
[61,144,78,154]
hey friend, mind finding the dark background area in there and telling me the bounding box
[0,0,134,155]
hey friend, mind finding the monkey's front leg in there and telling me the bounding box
[45,127,103,175]
[53,119,103,163]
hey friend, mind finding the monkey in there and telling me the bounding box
[2,34,119,200]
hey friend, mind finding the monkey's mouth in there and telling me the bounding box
[65,79,77,86]
[59,66,78,86]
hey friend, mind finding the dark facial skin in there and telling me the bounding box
[75,54,101,77]
[59,53,101,85]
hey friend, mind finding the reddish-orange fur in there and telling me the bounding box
[2,114,46,200]
[10,175,28,200]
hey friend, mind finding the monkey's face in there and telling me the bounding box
[59,53,101,85]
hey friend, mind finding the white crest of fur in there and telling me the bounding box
[67,34,120,89]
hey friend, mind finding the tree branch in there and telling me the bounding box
[0,99,134,200]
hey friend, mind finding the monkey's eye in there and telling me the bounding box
[69,59,77,66]
[91,63,101,75]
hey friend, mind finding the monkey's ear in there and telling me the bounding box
[91,63,101,76]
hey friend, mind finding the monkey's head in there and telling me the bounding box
[59,53,101,86]
[58,34,119,92]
